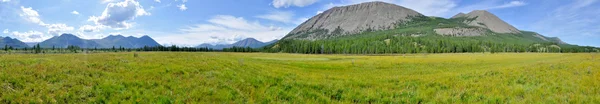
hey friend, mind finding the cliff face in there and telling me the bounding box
[283,1,423,40]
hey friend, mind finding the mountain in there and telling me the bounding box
[451,10,521,34]
[91,35,161,48]
[269,1,598,53]
[197,38,278,50]
[283,1,423,40]
[39,34,161,48]
[39,34,101,48]
[0,36,29,48]
[197,44,231,50]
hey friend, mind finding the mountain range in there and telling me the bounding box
[0,36,29,48]
[197,38,278,50]
[38,34,161,48]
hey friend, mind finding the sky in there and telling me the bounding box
[0,0,599,47]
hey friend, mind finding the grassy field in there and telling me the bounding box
[0,52,598,103]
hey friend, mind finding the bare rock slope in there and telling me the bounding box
[434,28,487,36]
[452,10,521,34]
[283,1,423,40]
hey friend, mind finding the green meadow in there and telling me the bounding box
[0,52,598,103]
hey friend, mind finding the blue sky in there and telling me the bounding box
[0,0,599,47]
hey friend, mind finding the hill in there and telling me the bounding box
[0,36,30,48]
[268,1,598,53]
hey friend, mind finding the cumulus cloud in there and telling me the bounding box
[45,24,75,36]
[2,29,8,34]
[19,6,44,25]
[177,4,187,11]
[71,11,79,15]
[1,0,9,3]
[154,15,291,45]
[272,0,319,8]
[88,0,150,29]
[18,6,75,37]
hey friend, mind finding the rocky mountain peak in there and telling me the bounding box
[452,10,521,34]
[451,12,466,18]
[283,1,423,40]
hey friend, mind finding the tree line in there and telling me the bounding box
[1,44,258,54]
[263,35,599,54]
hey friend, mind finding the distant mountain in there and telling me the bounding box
[39,34,101,48]
[197,43,231,50]
[197,38,278,50]
[39,34,161,48]
[91,35,161,48]
[0,36,29,48]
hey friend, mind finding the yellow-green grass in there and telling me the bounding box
[0,52,598,103]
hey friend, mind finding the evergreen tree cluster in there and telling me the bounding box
[265,35,598,54]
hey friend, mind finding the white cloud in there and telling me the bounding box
[154,0,161,3]
[2,29,8,34]
[155,15,291,45]
[79,25,105,32]
[207,15,268,31]
[272,0,319,8]
[19,6,44,25]
[10,31,53,42]
[45,23,75,36]
[177,4,187,11]
[73,32,106,39]
[19,6,76,37]
[256,11,294,24]
[89,0,150,29]
[101,0,115,4]
[1,0,10,3]
[71,11,80,15]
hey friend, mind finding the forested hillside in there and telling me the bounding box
[267,16,599,54]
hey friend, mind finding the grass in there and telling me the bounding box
[0,52,599,103]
